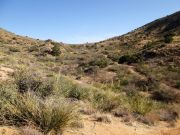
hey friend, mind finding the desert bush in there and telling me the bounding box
[135,80,149,91]
[66,85,90,100]
[92,91,120,112]
[53,75,91,100]
[175,81,180,89]
[0,85,77,134]
[9,46,20,52]
[112,108,130,118]
[12,37,17,40]
[142,50,157,59]
[127,94,159,115]
[120,79,129,86]
[14,69,54,97]
[28,45,39,52]
[38,55,56,63]
[40,43,53,56]
[135,77,159,91]
[164,33,174,43]
[51,43,61,56]
[151,90,180,103]
[88,56,109,68]
[159,109,178,122]
[136,113,159,125]
[107,52,120,62]
[91,85,159,115]
[118,54,142,64]
[45,39,52,43]
[107,65,119,72]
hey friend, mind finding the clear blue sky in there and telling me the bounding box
[0,0,179,43]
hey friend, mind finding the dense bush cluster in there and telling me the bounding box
[88,56,109,68]
[14,70,54,97]
[118,54,142,64]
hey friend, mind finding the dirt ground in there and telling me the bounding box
[64,116,180,135]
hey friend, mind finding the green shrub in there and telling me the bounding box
[53,75,91,100]
[107,53,120,62]
[66,85,90,100]
[120,79,129,86]
[92,91,120,112]
[51,44,61,56]
[89,57,109,68]
[127,95,158,115]
[118,54,142,64]
[9,47,20,52]
[175,81,180,89]
[164,34,174,43]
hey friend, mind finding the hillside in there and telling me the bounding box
[0,11,180,135]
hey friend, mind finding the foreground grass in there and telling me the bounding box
[0,69,170,134]
[0,83,77,134]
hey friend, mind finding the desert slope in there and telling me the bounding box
[0,11,180,135]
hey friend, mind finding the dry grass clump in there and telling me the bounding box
[0,81,78,135]
[52,75,91,100]
[91,87,161,116]
[9,46,20,52]
[126,94,161,115]
[92,90,121,112]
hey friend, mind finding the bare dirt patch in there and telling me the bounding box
[64,115,180,135]
[0,66,14,81]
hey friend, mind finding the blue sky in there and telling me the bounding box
[0,0,179,43]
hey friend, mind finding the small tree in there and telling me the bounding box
[51,44,61,56]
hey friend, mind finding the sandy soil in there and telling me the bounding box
[0,112,179,135]
[64,116,180,135]
[0,127,21,135]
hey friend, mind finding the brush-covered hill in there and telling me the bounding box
[81,11,180,61]
[99,11,180,46]
[72,11,180,90]
[0,11,180,135]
